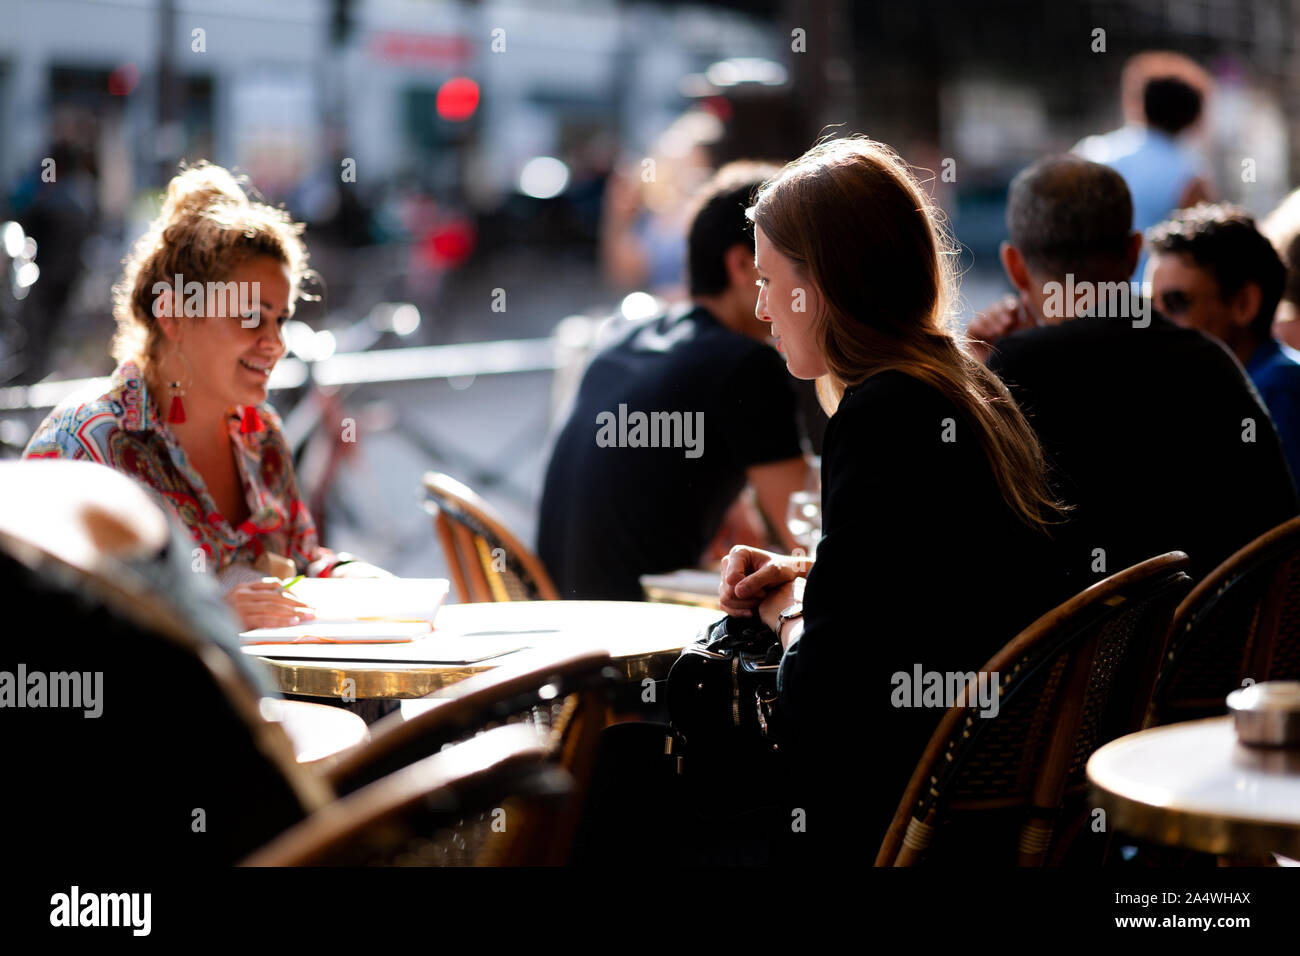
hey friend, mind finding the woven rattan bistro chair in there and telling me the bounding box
[321,649,619,864]
[241,644,616,865]
[242,723,572,866]
[6,521,608,867]
[1147,516,1300,727]
[0,461,333,866]
[423,471,559,602]
[875,552,1193,867]
[2,461,606,867]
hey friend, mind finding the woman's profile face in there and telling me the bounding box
[754,225,828,380]
[177,255,291,411]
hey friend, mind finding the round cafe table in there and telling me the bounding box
[640,569,723,610]
[243,600,722,701]
[1087,717,1300,859]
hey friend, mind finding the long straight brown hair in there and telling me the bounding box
[750,136,1063,532]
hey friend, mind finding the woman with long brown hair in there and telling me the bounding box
[719,136,1071,859]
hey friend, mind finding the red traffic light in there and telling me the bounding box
[436,77,479,122]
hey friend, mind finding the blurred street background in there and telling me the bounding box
[2,0,1299,577]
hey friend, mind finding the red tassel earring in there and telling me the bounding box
[167,392,187,424]
[165,346,191,425]
[240,405,263,434]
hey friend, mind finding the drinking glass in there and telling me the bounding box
[786,490,822,559]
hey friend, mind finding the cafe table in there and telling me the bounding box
[640,569,723,610]
[1087,716,1300,859]
[243,599,722,701]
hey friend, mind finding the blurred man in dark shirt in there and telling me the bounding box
[970,156,1297,581]
[538,163,807,599]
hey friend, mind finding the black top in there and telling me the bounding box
[988,314,1299,581]
[538,305,802,600]
[777,369,1070,860]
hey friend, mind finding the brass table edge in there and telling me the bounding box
[1086,717,1300,857]
[256,648,683,700]
[1090,784,1300,858]
[642,587,722,611]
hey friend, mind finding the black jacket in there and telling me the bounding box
[778,369,1069,859]
[988,314,1298,581]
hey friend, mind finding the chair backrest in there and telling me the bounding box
[241,723,572,866]
[0,463,332,866]
[323,648,618,864]
[1149,516,1300,727]
[422,471,559,602]
[325,649,615,789]
[1,460,597,867]
[875,552,1192,867]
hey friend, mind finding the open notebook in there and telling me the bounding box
[240,578,450,644]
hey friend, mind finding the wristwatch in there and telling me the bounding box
[777,601,803,642]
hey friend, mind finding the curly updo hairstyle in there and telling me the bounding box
[111,162,312,375]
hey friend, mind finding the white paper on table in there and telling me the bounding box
[240,620,433,644]
[284,578,448,621]
[238,578,449,644]
[248,633,536,662]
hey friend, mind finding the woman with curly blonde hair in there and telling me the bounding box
[25,163,380,628]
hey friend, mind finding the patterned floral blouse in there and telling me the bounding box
[24,361,322,577]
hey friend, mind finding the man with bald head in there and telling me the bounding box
[969,155,1297,582]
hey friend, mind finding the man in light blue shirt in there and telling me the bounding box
[1077,74,1214,280]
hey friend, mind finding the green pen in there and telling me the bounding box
[282,574,305,593]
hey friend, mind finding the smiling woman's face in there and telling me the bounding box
[754,225,828,380]
[176,255,292,411]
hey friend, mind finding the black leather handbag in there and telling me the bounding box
[666,615,786,761]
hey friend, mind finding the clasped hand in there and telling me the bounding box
[719,545,811,633]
